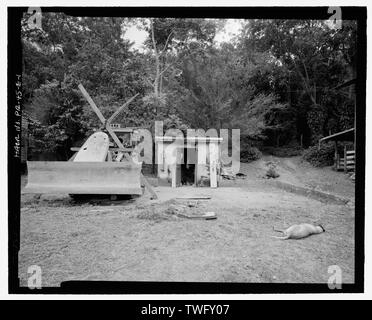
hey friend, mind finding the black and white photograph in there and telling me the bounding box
[5,3,368,298]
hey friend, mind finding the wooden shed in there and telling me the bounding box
[318,128,355,172]
[319,78,356,173]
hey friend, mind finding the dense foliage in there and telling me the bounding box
[21,14,356,161]
[302,143,335,167]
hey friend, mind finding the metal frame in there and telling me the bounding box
[78,84,158,199]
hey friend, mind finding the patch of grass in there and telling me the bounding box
[135,200,179,222]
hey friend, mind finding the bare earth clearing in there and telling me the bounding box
[19,156,355,287]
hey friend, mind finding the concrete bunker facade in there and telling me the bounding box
[155,135,223,188]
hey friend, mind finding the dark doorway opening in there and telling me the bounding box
[181,163,195,186]
[181,147,196,186]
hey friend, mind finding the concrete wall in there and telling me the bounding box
[156,140,220,187]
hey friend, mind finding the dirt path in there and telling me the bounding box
[239,155,355,200]
[19,163,355,286]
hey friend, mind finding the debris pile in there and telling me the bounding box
[166,200,217,220]
[221,167,247,180]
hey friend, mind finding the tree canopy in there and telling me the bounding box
[21,14,357,159]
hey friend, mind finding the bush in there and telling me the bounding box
[261,145,303,157]
[240,146,262,163]
[302,143,335,167]
[266,166,280,178]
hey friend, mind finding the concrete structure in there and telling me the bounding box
[155,135,223,188]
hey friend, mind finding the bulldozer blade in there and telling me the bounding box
[24,161,143,195]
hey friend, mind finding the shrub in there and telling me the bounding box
[240,146,262,163]
[266,166,280,178]
[302,143,335,167]
[262,146,303,157]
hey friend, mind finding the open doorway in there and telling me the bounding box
[181,147,196,186]
[181,163,195,185]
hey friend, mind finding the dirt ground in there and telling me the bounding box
[237,155,355,200]
[19,157,355,287]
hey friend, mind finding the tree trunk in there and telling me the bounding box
[151,19,160,98]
